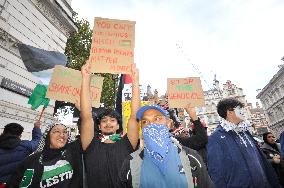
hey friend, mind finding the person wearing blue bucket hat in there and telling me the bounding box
[117,104,214,188]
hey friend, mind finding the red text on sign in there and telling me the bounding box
[168,92,203,100]
[89,55,118,64]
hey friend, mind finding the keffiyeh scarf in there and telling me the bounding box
[97,133,122,142]
[220,118,254,147]
[220,118,252,133]
[142,124,172,175]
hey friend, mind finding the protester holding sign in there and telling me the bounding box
[80,62,140,188]
[175,104,208,166]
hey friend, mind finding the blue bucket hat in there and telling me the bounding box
[136,105,169,120]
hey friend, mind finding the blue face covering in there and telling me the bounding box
[142,123,172,175]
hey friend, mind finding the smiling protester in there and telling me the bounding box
[6,122,83,188]
[80,62,140,188]
[207,98,281,188]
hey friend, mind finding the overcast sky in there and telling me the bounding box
[71,0,284,106]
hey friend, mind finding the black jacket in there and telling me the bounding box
[175,119,208,164]
[0,127,42,183]
[261,142,284,187]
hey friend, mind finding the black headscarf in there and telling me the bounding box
[35,122,71,163]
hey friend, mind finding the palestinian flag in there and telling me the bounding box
[18,43,67,110]
[116,74,132,109]
[115,74,132,133]
[18,43,67,85]
[124,74,132,84]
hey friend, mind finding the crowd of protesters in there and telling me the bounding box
[0,63,284,188]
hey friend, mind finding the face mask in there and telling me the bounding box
[234,106,246,120]
[142,123,171,175]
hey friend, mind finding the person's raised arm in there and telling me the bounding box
[27,121,42,152]
[80,62,94,150]
[177,103,207,150]
[127,64,140,149]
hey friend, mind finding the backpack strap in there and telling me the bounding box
[129,148,143,188]
[172,138,194,188]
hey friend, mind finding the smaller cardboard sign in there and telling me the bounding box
[46,65,104,107]
[167,77,205,108]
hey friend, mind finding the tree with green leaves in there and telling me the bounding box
[65,13,92,70]
[65,13,118,109]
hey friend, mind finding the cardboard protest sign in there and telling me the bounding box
[46,65,104,107]
[88,17,135,74]
[167,77,205,108]
[122,101,153,133]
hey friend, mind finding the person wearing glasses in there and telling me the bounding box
[207,98,281,188]
[262,132,284,187]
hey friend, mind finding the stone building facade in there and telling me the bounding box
[0,0,77,139]
[257,65,284,137]
[247,102,269,136]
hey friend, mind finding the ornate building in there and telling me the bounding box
[0,0,77,139]
[247,102,269,136]
[256,65,284,137]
